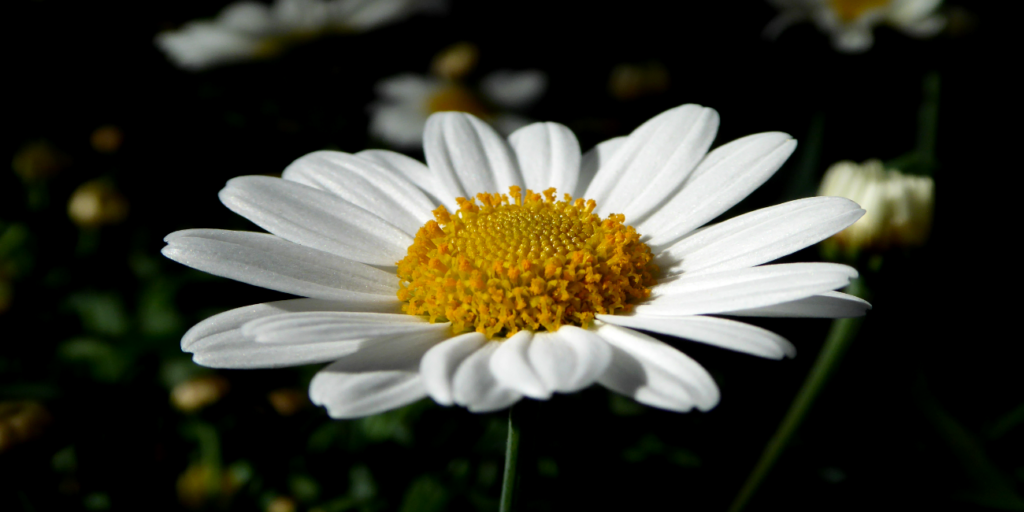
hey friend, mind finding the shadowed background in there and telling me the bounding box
[2,1,1017,511]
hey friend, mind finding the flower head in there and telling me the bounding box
[818,159,934,252]
[766,0,945,52]
[164,105,869,418]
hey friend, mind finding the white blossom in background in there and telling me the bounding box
[766,0,945,53]
[163,104,871,419]
[369,70,547,150]
[818,159,934,251]
[156,0,447,71]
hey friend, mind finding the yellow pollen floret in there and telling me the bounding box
[396,187,658,339]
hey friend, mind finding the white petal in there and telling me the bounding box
[181,298,401,350]
[657,197,865,276]
[640,132,797,250]
[507,122,581,196]
[725,291,871,318]
[584,105,718,217]
[641,263,857,316]
[594,323,719,412]
[241,311,432,344]
[356,149,449,209]
[219,176,411,266]
[490,331,550,399]
[368,104,429,150]
[480,69,547,109]
[529,326,612,393]
[576,136,627,199]
[162,229,398,300]
[282,151,434,236]
[423,112,523,201]
[373,73,437,102]
[308,330,443,419]
[191,329,363,368]
[419,332,487,406]
[451,341,522,413]
[596,314,795,359]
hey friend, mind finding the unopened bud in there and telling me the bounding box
[171,375,230,413]
[177,463,219,509]
[12,141,69,182]
[431,42,479,80]
[67,180,129,228]
[609,62,670,100]
[267,388,309,416]
[0,401,52,452]
[818,159,934,253]
[91,125,124,154]
[266,496,297,512]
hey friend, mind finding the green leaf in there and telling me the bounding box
[65,291,129,337]
[399,475,448,512]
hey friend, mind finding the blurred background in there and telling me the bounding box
[2,0,1017,511]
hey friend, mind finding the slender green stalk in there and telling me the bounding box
[499,404,522,512]
[916,71,940,173]
[728,279,867,512]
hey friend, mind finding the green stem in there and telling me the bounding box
[916,71,940,174]
[783,112,825,201]
[499,404,522,512]
[728,279,867,512]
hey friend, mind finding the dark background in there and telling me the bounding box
[2,1,1017,511]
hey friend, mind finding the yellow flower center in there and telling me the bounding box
[828,0,892,23]
[397,187,658,339]
[425,84,490,118]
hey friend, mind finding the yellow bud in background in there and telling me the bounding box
[431,41,479,81]
[0,400,52,453]
[266,496,297,512]
[608,62,670,100]
[176,463,219,510]
[267,388,309,416]
[67,180,130,228]
[90,125,124,154]
[818,159,934,252]
[171,375,230,413]
[12,141,69,182]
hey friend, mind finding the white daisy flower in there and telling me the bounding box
[369,70,547,150]
[163,104,871,419]
[766,0,945,53]
[156,0,447,71]
[818,159,934,251]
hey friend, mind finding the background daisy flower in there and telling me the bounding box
[163,104,869,419]
[369,69,547,149]
[155,0,447,71]
[766,0,945,52]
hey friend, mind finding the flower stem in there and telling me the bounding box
[728,278,867,512]
[916,71,940,173]
[499,404,522,512]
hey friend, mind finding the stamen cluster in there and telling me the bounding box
[397,187,658,338]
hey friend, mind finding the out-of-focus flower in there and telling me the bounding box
[91,125,124,154]
[156,0,447,71]
[818,159,934,252]
[267,388,309,416]
[430,41,479,80]
[171,375,230,413]
[266,496,297,512]
[164,104,870,419]
[0,401,52,453]
[608,62,670,101]
[766,0,945,53]
[369,68,547,149]
[67,180,130,228]
[12,141,69,182]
